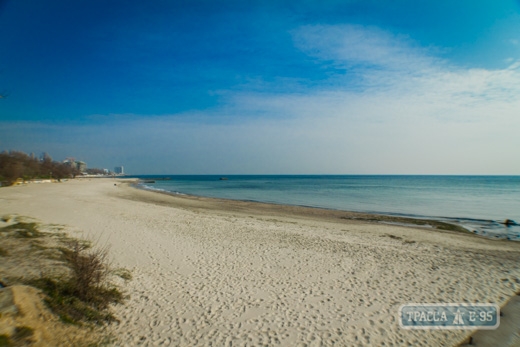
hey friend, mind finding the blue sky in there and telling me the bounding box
[1,0,519,174]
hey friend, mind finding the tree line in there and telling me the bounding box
[0,150,80,185]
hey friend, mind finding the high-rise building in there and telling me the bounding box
[114,166,124,175]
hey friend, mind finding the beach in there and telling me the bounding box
[1,178,519,346]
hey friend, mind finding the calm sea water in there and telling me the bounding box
[133,175,520,241]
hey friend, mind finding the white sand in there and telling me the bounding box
[1,178,519,346]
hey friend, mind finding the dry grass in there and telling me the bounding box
[0,222,42,238]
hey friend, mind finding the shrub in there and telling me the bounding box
[30,240,125,325]
[62,240,110,303]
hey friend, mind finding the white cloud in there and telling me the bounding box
[292,24,435,73]
[2,24,520,174]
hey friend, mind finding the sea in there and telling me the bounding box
[131,175,520,241]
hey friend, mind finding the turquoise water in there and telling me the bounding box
[134,175,520,240]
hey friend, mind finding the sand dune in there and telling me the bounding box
[1,178,519,346]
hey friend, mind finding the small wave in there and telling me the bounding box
[139,184,166,192]
[439,217,520,241]
[136,183,186,196]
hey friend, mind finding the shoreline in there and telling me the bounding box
[131,180,511,241]
[1,178,520,346]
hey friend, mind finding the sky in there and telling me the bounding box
[1,0,519,174]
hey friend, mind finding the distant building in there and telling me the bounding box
[77,161,87,172]
[114,166,124,175]
[63,158,87,173]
